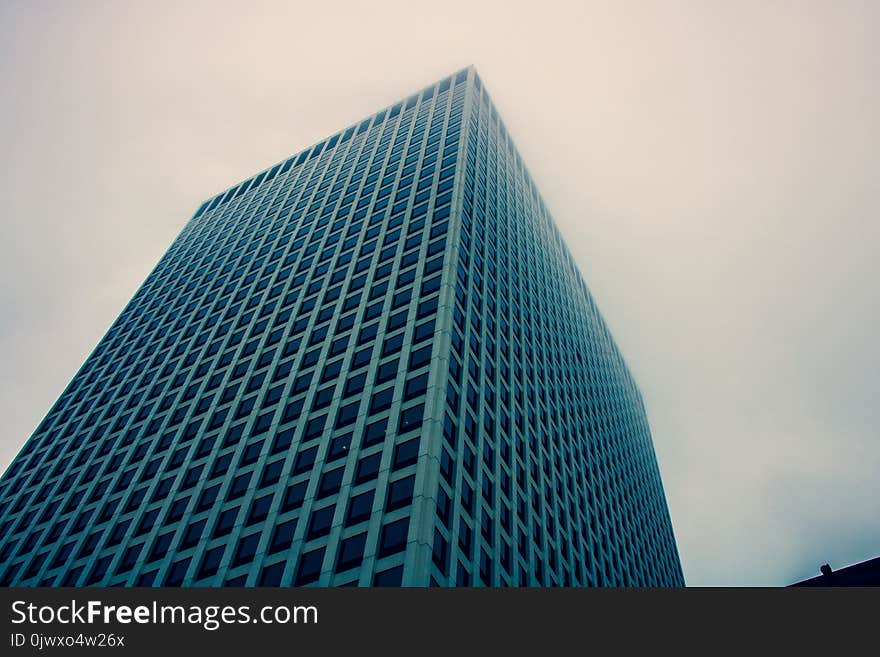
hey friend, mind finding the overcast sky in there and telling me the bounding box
[1,0,877,586]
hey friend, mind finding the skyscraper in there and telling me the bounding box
[0,67,683,587]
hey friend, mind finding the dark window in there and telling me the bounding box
[240,439,265,465]
[292,446,318,475]
[361,418,388,448]
[259,561,285,586]
[432,531,448,573]
[327,433,352,462]
[358,324,379,345]
[375,359,399,384]
[247,494,273,524]
[282,398,304,424]
[227,472,252,500]
[164,558,191,586]
[335,400,360,428]
[311,385,335,410]
[260,460,284,487]
[378,517,410,557]
[382,333,404,357]
[408,345,432,370]
[403,373,428,401]
[345,490,374,526]
[343,373,366,397]
[281,481,308,512]
[354,452,382,484]
[373,565,403,586]
[213,507,239,538]
[385,475,415,511]
[268,519,297,554]
[436,486,451,527]
[304,415,327,441]
[351,345,373,368]
[398,403,424,434]
[317,468,344,498]
[335,533,367,572]
[117,543,143,574]
[386,309,408,333]
[307,506,335,540]
[232,533,260,567]
[369,387,394,414]
[148,532,174,562]
[180,519,205,549]
[392,438,420,469]
[294,547,325,585]
[197,545,225,580]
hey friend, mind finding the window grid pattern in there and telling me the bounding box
[0,67,682,588]
[424,73,683,587]
[0,69,468,588]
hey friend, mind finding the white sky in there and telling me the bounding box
[1,0,878,586]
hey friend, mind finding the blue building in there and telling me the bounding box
[0,67,683,587]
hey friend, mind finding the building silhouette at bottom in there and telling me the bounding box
[790,556,880,587]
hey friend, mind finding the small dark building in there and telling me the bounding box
[790,556,880,586]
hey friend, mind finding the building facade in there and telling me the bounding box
[0,67,684,587]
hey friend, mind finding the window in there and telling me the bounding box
[321,359,343,382]
[197,545,225,580]
[378,517,409,558]
[259,561,285,586]
[282,399,304,424]
[343,372,366,397]
[281,481,308,512]
[408,345,432,370]
[392,438,420,469]
[164,558,191,586]
[317,468,344,498]
[247,494,273,524]
[357,323,378,344]
[213,507,239,538]
[271,427,294,454]
[386,309,408,333]
[180,519,205,549]
[373,565,403,586]
[312,385,335,410]
[354,452,382,484]
[268,519,297,554]
[345,490,374,526]
[398,403,424,434]
[240,439,264,465]
[328,433,353,461]
[361,418,387,449]
[192,484,219,513]
[413,319,435,344]
[335,400,359,428]
[403,373,428,401]
[376,358,399,384]
[385,475,415,511]
[260,460,284,487]
[166,497,190,522]
[294,547,325,585]
[432,531,448,573]
[292,372,313,395]
[307,506,334,540]
[227,473,251,500]
[335,533,367,572]
[369,387,394,414]
[351,345,373,368]
[232,533,260,567]
[382,333,404,357]
[436,486,451,527]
